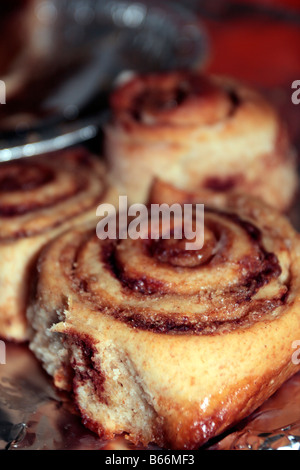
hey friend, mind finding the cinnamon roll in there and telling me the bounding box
[27,186,300,449]
[0,148,116,342]
[105,71,297,210]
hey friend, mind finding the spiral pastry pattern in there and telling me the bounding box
[27,186,300,449]
[0,147,115,341]
[105,71,297,210]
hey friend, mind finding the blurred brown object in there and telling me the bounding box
[0,0,55,107]
[0,1,32,76]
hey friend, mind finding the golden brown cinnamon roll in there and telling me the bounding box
[27,185,300,449]
[0,148,116,342]
[105,71,297,210]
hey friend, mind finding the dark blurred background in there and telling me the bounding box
[189,0,300,149]
[0,0,299,155]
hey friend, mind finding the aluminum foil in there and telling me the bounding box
[1,343,300,450]
[0,343,156,450]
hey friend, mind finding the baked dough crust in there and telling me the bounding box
[105,71,297,210]
[27,186,300,448]
[0,148,116,341]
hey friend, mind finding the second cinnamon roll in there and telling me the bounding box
[105,71,297,210]
[0,147,116,341]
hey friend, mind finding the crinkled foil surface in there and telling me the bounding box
[1,341,300,450]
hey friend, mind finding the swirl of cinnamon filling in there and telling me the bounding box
[40,198,289,335]
[112,72,234,128]
[0,148,116,341]
[0,148,109,240]
[27,190,300,449]
[105,70,297,210]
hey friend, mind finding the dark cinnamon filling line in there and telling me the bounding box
[111,297,285,335]
[0,185,107,242]
[147,236,215,268]
[72,207,288,335]
[227,88,241,111]
[132,86,189,120]
[0,179,87,217]
[0,162,54,193]
[210,209,283,298]
[53,201,287,336]
[101,208,282,295]
[100,239,165,296]
[129,75,239,123]
[0,156,101,218]
[204,175,243,192]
